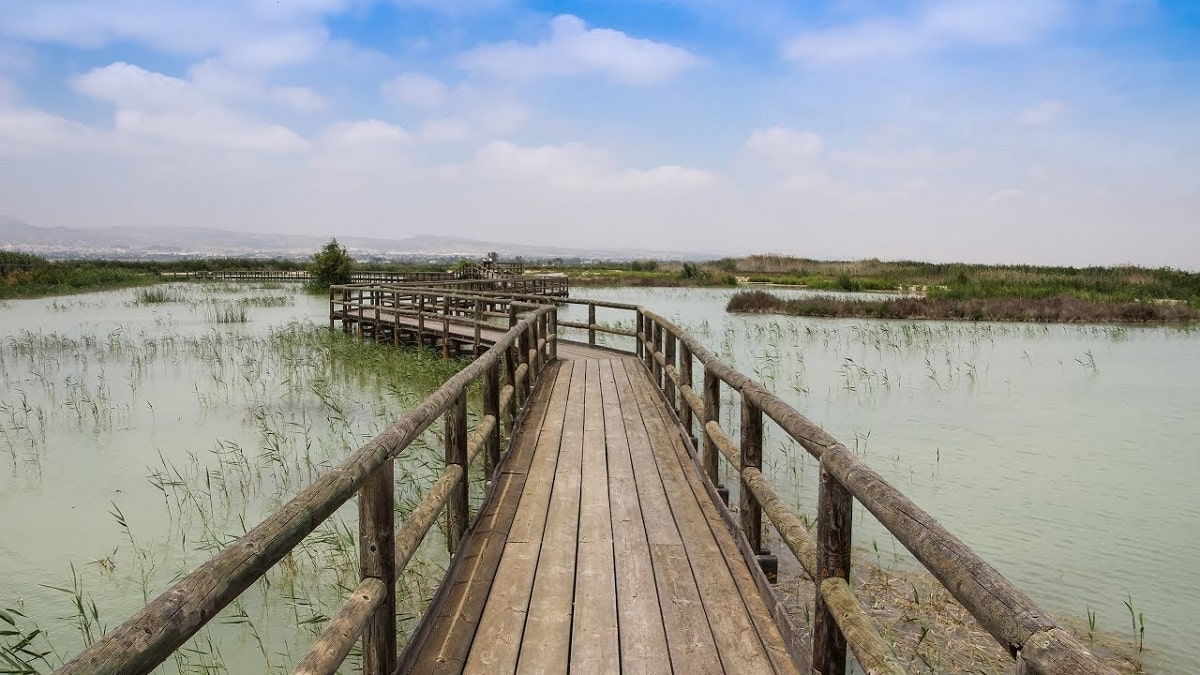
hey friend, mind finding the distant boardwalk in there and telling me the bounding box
[58,281,1115,675]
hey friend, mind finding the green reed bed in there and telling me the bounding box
[0,308,470,673]
[727,289,1198,324]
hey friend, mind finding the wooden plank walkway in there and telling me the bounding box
[399,348,800,674]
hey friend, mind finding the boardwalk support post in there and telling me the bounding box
[740,397,775,581]
[664,332,677,414]
[703,367,725,504]
[359,461,396,675]
[484,361,501,477]
[588,303,596,345]
[814,456,852,675]
[446,392,468,553]
[680,344,694,447]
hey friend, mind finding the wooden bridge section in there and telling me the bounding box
[58,278,1116,675]
[402,355,797,674]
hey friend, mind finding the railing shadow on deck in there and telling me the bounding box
[60,280,1115,675]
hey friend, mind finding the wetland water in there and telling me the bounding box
[0,283,462,672]
[2,283,1197,672]
[561,286,1200,673]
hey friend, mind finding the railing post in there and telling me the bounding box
[474,299,483,356]
[650,323,662,386]
[703,368,721,489]
[527,317,540,379]
[814,455,853,675]
[680,344,694,445]
[417,294,426,347]
[446,391,468,553]
[636,311,645,360]
[359,461,396,674]
[518,322,532,400]
[504,344,519,424]
[739,396,763,554]
[588,303,596,345]
[548,308,558,361]
[664,331,677,411]
[328,286,335,330]
[484,361,501,476]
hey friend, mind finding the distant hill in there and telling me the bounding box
[0,217,710,262]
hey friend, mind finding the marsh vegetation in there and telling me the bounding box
[0,283,468,672]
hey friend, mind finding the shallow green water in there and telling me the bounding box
[0,283,461,673]
[3,283,1196,672]
[561,286,1199,673]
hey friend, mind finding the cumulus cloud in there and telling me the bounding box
[72,62,308,152]
[382,72,450,108]
[743,127,824,171]
[322,119,409,146]
[459,15,702,85]
[472,140,717,191]
[784,0,1072,64]
[0,0,341,68]
[1014,99,1066,127]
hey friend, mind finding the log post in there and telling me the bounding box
[518,324,531,400]
[484,361,501,476]
[739,396,763,554]
[703,368,720,487]
[650,323,663,387]
[588,303,597,345]
[359,461,396,675]
[664,332,677,411]
[636,311,645,361]
[680,344,694,445]
[417,294,426,347]
[474,299,483,356]
[548,308,558,361]
[813,457,853,675]
[504,346,518,427]
[446,392,468,553]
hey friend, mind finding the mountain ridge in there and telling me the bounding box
[0,217,712,262]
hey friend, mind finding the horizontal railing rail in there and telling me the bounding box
[56,303,558,675]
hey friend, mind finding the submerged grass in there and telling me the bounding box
[0,295,470,672]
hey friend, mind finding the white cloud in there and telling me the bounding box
[472,140,718,191]
[272,85,325,111]
[322,119,409,146]
[0,1,343,69]
[72,62,308,153]
[743,127,824,171]
[382,72,450,107]
[0,106,102,156]
[459,14,702,85]
[420,118,471,143]
[784,0,1073,64]
[1014,99,1066,127]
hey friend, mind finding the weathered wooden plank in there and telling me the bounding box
[459,363,574,672]
[611,360,723,672]
[569,358,620,673]
[621,360,782,674]
[398,361,563,675]
[597,358,671,675]
[517,360,586,673]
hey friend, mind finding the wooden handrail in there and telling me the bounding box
[57,305,557,675]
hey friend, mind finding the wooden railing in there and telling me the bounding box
[165,267,541,284]
[334,285,1115,673]
[56,302,558,675]
[59,286,1114,674]
[580,299,1113,675]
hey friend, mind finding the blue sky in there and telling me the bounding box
[0,0,1197,267]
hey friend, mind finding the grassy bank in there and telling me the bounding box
[727,289,1198,324]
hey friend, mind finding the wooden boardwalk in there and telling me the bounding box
[401,350,799,674]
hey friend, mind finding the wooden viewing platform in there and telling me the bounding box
[58,281,1116,675]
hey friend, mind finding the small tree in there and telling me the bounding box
[308,238,353,291]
